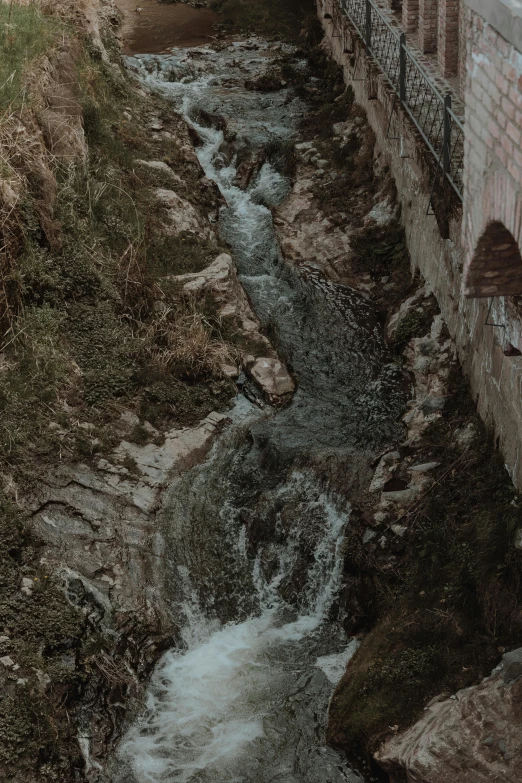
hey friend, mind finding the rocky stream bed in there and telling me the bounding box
[96,15,522,783]
[2,2,521,781]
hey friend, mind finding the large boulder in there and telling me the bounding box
[376,649,522,783]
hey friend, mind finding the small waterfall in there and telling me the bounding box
[116,38,403,783]
[119,476,351,783]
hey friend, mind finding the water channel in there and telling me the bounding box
[112,29,404,783]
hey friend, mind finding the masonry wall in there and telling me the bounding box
[438,0,460,76]
[318,0,522,489]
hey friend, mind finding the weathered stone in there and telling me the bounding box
[20,577,34,596]
[409,462,439,473]
[376,653,522,783]
[503,647,522,684]
[248,357,296,403]
[135,160,183,186]
[155,188,214,238]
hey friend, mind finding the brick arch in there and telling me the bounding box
[463,171,522,297]
[465,222,522,298]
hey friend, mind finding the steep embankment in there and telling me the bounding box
[0,1,296,779]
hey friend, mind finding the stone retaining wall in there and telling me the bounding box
[318,0,522,489]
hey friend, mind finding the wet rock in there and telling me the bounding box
[172,254,293,388]
[376,652,522,783]
[275,181,355,282]
[247,357,296,404]
[114,412,229,485]
[369,451,401,493]
[386,284,433,342]
[155,188,214,238]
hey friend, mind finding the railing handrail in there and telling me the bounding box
[364,0,401,42]
[335,0,464,200]
[447,104,464,134]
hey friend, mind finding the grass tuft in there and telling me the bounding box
[0,1,59,112]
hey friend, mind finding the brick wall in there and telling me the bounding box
[403,0,419,32]
[458,2,468,97]
[438,0,460,76]
[463,11,522,297]
[318,0,522,489]
[419,0,438,53]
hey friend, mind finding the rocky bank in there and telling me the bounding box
[0,0,296,778]
[1,0,522,780]
[271,45,522,783]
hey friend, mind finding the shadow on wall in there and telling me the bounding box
[465,221,522,298]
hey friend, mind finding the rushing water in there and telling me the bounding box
[114,40,404,783]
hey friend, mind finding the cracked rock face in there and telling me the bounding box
[172,252,295,404]
[376,649,522,783]
[29,413,228,620]
[155,187,215,239]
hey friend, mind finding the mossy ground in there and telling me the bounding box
[0,498,88,780]
[329,367,522,759]
[1,42,238,470]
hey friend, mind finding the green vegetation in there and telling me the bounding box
[0,33,239,778]
[329,368,522,755]
[0,2,60,112]
[0,41,238,468]
[0,497,86,779]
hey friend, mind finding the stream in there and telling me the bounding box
[113,38,404,783]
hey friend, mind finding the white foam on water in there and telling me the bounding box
[316,639,361,684]
[119,480,350,782]
[118,44,358,783]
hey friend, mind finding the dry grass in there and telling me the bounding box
[140,298,238,381]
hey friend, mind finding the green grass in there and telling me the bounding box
[0,2,59,112]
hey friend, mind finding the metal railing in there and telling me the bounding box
[335,0,464,200]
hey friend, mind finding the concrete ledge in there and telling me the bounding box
[466,0,522,52]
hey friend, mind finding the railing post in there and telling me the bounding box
[365,0,372,49]
[399,33,406,104]
[443,94,452,175]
